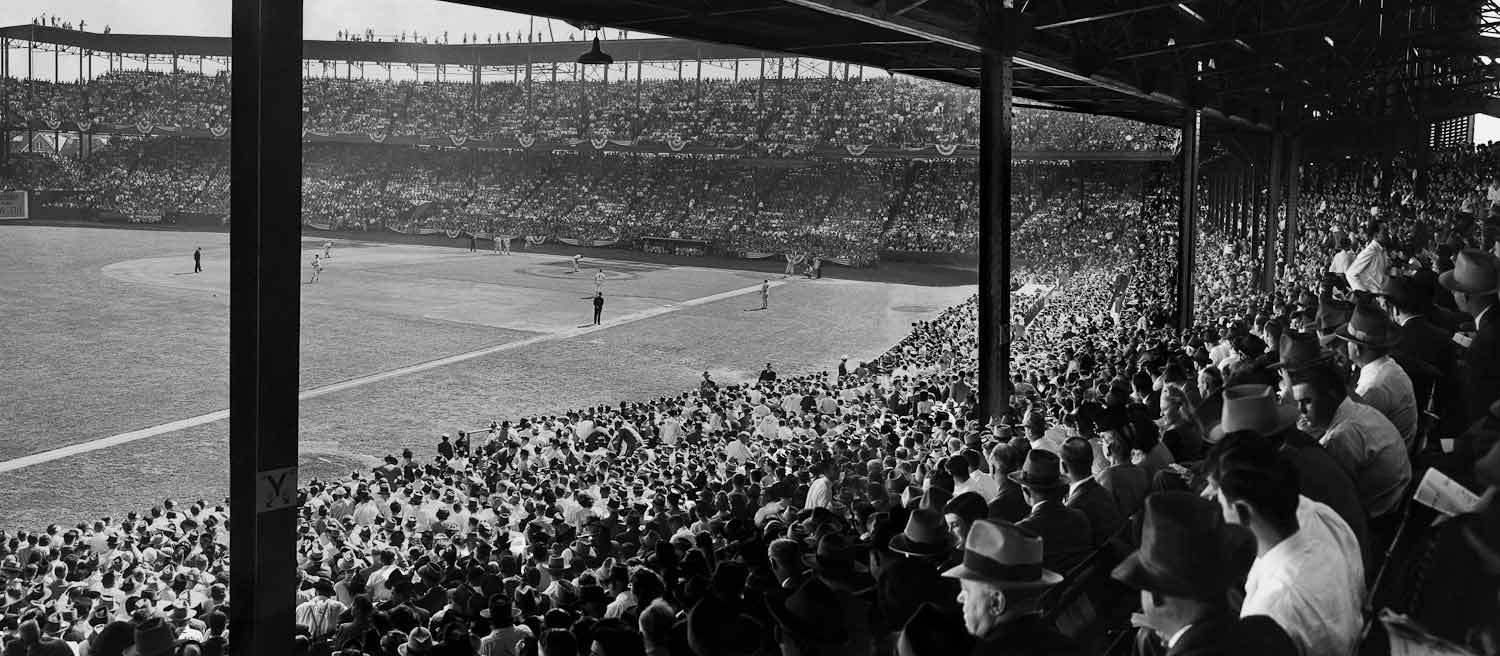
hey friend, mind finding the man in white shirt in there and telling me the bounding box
[805,464,836,509]
[723,432,752,465]
[1335,305,1417,446]
[1210,435,1364,656]
[948,454,999,503]
[294,579,347,641]
[1290,361,1412,520]
[1328,236,1355,276]
[1345,221,1389,293]
[658,411,681,446]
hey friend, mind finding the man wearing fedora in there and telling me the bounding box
[1335,303,1418,446]
[1380,274,1465,435]
[767,577,853,656]
[1010,450,1093,575]
[1112,492,1298,656]
[941,520,1076,655]
[1441,248,1500,424]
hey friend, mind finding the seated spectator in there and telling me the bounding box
[1059,437,1124,547]
[1111,491,1298,655]
[939,520,1076,655]
[1288,360,1411,521]
[1008,450,1093,574]
[1207,433,1365,656]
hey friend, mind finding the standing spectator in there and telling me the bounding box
[1345,221,1389,293]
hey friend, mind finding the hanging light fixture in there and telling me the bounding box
[577,34,614,66]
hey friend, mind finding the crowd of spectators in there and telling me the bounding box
[4,138,1500,656]
[5,71,1176,151]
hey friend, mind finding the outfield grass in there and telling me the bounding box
[0,226,973,530]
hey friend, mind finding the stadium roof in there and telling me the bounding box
[452,0,1500,132]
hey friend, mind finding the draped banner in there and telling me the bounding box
[76,119,92,132]
[444,228,464,239]
[305,222,332,231]
[741,252,777,259]
[935,143,958,156]
[415,227,441,235]
[525,236,547,246]
[589,135,609,150]
[559,237,621,247]
[44,118,61,131]
[209,126,228,138]
[845,144,870,157]
[609,139,635,147]
[368,133,386,143]
[449,135,468,147]
[518,134,535,149]
[136,121,153,135]
[666,136,687,152]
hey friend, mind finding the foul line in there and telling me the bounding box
[0,279,793,475]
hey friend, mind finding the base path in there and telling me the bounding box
[0,278,793,475]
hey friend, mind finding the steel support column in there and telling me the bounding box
[1178,111,1200,330]
[1284,138,1301,271]
[1264,133,1283,292]
[977,13,1013,422]
[229,0,303,654]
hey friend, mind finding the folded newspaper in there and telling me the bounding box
[1381,609,1481,656]
[1412,468,1483,517]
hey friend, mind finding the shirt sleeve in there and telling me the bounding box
[1319,424,1364,481]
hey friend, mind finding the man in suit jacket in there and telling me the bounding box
[1060,437,1124,547]
[1097,428,1150,520]
[986,443,1029,523]
[1112,492,1299,656]
[1440,249,1500,425]
[1009,450,1093,574]
[1383,274,1464,436]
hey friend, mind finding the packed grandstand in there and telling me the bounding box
[1,66,1176,263]
[2,26,1500,656]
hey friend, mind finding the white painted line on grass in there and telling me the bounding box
[0,279,793,475]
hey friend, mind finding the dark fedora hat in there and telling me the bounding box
[688,596,766,656]
[896,603,975,656]
[1440,249,1500,295]
[1316,298,1355,334]
[1335,303,1402,349]
[1267,332,1332,373]
[1007,449,1067,491]
[803,533,874,592]
[888,508,957,557]
[1379,275,1432,312]
[766,578,849,645]
[940,520,1062,589]
[1111,491,1246,600]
